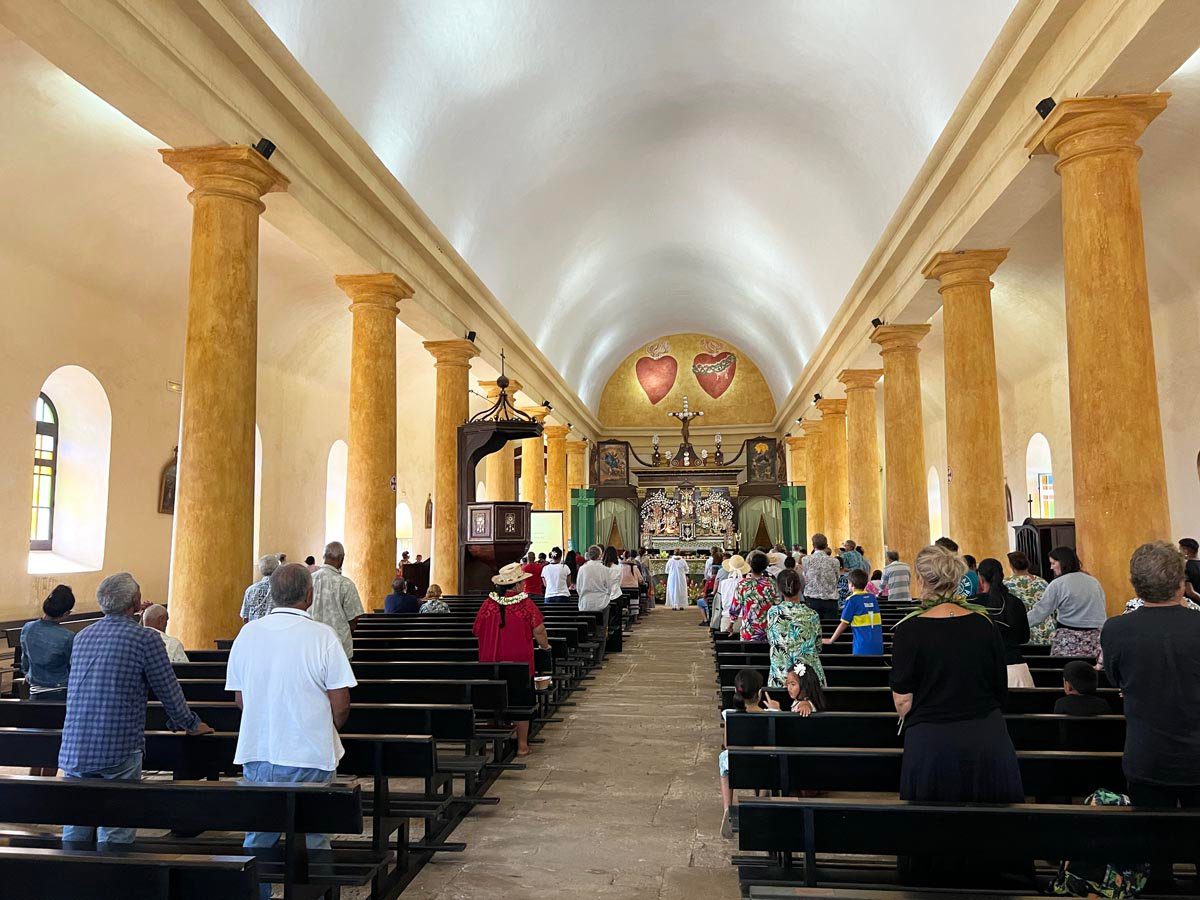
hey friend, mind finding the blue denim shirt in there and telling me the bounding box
[20,619,74,688]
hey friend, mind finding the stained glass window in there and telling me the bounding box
[30,393,57,551]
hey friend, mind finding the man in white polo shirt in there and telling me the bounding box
[225,562,356,894]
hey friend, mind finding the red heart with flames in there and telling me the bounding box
[692,343,737,399]
[635,340,677,405]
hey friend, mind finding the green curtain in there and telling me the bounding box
[738,496,783,547]
[596,499,638,550]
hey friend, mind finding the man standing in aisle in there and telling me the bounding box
[310,541,364,660]
[226,563,356,900]
[575,545,612,662]
[880,550,912,603]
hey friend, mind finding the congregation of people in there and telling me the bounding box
[712,529,1200,894]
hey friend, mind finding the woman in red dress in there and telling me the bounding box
[473,562,551,755]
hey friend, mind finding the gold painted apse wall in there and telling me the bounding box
[597,334,776,428]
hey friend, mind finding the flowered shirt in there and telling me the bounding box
[729,574,779,642]
[766,600,825,687]
[419,598,450,614]
[1005,573,1053,644]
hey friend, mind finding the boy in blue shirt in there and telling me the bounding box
[823,569,883,654]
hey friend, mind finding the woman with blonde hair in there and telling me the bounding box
[890,544,1022,803]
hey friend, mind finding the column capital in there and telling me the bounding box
[1027,93,1169,170]
[478,378,522,400]
[519,406,552,424]
[160,145,288,209]
[870,323,931,355]
[814,398,847,418]
[335,273,414,313]
[565,440,588,456]
[786,435,807,451]
[922,249,1009,293]
[423,339,479,369]
[800,418,824,437]
[543,424,572,439]
[838,368,883,392]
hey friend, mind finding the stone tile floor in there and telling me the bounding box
[394,606,739,900]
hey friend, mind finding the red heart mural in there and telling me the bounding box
[635,354,677,405]
[692,351,737,399]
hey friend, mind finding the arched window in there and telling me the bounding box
[28,366,112,574]
[1025,433,1054,518]
[325,440,348,545]
[927,466,943,543]
[30,393,58,551]
[476,480,487,502]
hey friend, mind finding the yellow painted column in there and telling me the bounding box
[544,425,571,520]
[1029,94,1172,613]
[786,435,807,486]
[802,420,824,544]
[839,369,884,565]
[160,145,286,649]
[478,378,521,502]
[565,439,587,546]
[870,324,932,569]
[816,398,849,546]
[923,249,1011,564]
[519,407,550,509]
[336,273,412,607]
[423,339,480,593]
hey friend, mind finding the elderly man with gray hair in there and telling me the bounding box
[141,604,188,663]
[241,554,281,623]
[310,541,365,659]
[227,562,356,892]
[59,572,212,847]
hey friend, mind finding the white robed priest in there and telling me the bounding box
[665,550,690,610]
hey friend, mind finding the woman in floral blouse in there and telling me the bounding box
[767,569,824,687]
[727,551,780,642]
[1005,551,1053,645]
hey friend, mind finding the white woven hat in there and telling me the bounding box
[492,562,532,586]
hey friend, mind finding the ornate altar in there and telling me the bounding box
[639,484,735,551]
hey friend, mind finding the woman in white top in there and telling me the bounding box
[719,554,749,630]
[541,549,572,602]
[665,550,690,610]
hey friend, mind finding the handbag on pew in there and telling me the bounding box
[1048,789,1149,898]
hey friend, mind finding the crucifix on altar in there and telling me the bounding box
[668,395,704,466]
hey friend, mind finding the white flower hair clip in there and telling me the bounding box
[793,662,807,677]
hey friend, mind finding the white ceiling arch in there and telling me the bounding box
[249,0,1017,406]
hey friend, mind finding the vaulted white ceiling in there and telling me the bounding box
[249,0,1017,406]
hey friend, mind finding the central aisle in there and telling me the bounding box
[405,608,738,899]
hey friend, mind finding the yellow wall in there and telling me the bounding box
[598,333,776,428]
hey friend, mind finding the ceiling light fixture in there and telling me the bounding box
[1035,97,1056,120]
[252,137,276,159]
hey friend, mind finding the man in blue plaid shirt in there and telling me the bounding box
[59,572,212,846]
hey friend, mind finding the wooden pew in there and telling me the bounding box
[719,685,1124,714]
[735,796,1200,892]
[0,727,453,894]
[724,711,1126,752]
[0,845,259,900]
[0,774,380,899]
[726,746,1125,798]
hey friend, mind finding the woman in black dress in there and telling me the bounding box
[890,544,1024,803]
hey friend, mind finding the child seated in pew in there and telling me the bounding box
[1054,660,1112,716]
[785,661,825,716]
[720,668,780,838]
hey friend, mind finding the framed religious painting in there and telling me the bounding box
[745,436,780,483]
[594,441,630,486]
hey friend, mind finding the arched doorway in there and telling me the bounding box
[1025,433,1054,518]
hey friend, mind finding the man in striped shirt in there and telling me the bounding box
[880,550,911,603]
